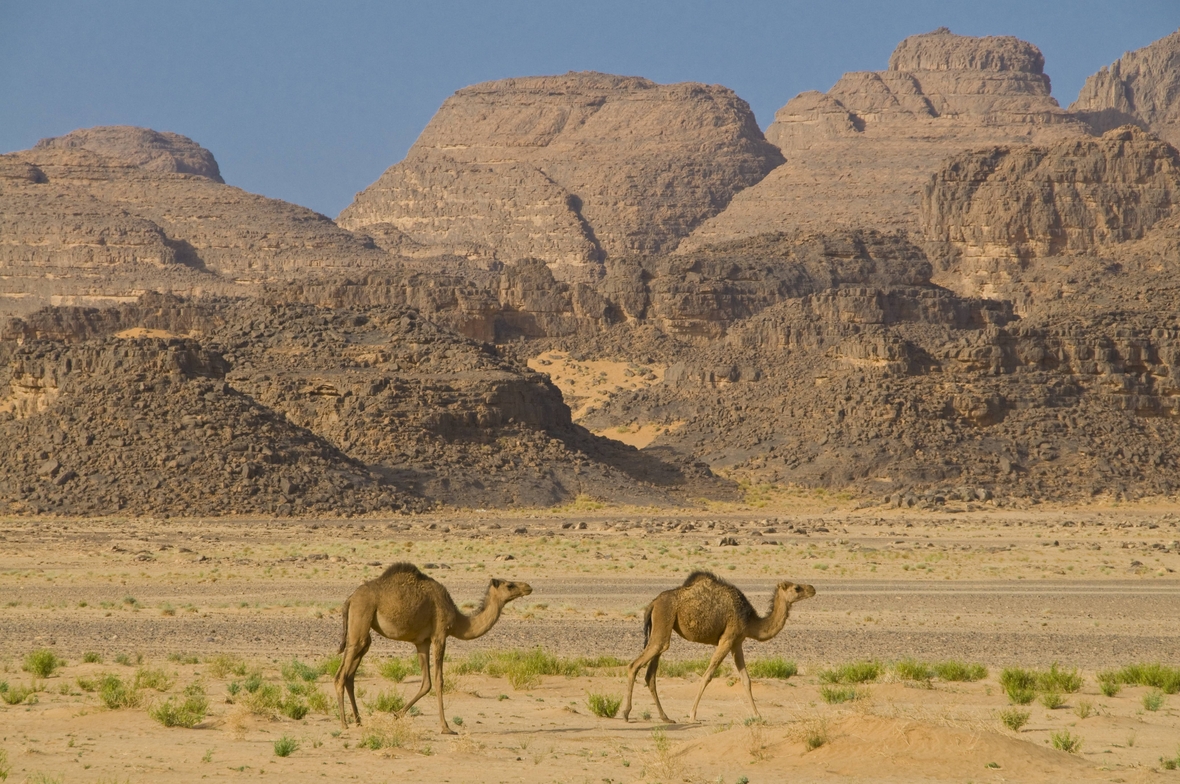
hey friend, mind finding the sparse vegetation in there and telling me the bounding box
[893,659,933,682]
[933,660,987,682]
[999,668,1037,705]
[23,649,62,678]
[1040,690,1065,709]
[1075,699,1094,719]
[820,685,861,704]
[369,689,406,714]
[98,674,142,709]
[0,748,9,781]
[658,658,732,679]
[819,661,881,684]
[999,708,1030,732]
[1051,729,1082,753]
[207,654,249,679]
[1,684,34,706]
[455,648,587,690]
[273,735,300,757]
[134,666,175,692]
[1097,670,1122,697]
[150,683,208,727]
[748,658,797,679]
[1143,689,1165,712]
[359,715,421,751]
[587,692,622,718]
[281,658,324,683]
[378,657,420,683]
[82,652,102,664]
[1115,663,1180,694]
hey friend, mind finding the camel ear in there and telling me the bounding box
[491,578,502,588]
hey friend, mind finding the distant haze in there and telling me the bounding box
[2,0,1177,216]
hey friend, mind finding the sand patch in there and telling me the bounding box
[114,327,181,339]
[528,350,664,419]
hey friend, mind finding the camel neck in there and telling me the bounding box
[746,590,791,641]
[451,591,503,640]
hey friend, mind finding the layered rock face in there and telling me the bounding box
[684,29,1087,248]
[338,72,784,278]
[1071,29,1180,148]
[0,127,390,315]
[923,126,1180,298]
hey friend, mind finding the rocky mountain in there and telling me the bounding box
[683,29,1088,248]
[1071,29,1180,148]
[0,127,390,316]
[337,72,784,278]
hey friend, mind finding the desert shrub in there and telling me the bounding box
[359,714,421,750]
[587,693,622,718]
[1143,690,1165,712]
[799,718,829,751]
[321,654,343,678]
[484,648,583,690]
[378,657,420,683]
[999,708,1029,732]
[82,652,102,664]
[1038,663,1082,694]
[1040,691,1064,709]
[281,659,324,683]
[1000,668,1037,705]
[245,683,283,716]
[280,695,309,720]
[1116,663,1180,694]
[748,658,797,679]
[168,653,200,664]
[819,661,881,684]
[135,666,176,692]
[307,687,331,714]
[23,650,61,678]
[98,675,142,709]
[1051,730,1082,753]
[1097,670,1121,697]
[893,660,934,682]
[0,748,9,781]
[150,684,208,727]
[1161,747,1180,770]
[658,658,731,679]
[113,652,141,667]
[243,672,264,693]
[1075,700,1094,719]
[369,690,406,714]
[574,655,629,669]
[273,735,299,757]
[207,654,248,679]
[819,685,860,704]
[933,661,987,682]
[1,684,34,706]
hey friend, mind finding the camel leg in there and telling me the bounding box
[623,619,672,721]
[732,642,760,720]
[434,637,455,734]
[688,637,734,723]
[335,631,370,728]
[644,656,672,723]
[398,643,433,716]
[345,635,369,726]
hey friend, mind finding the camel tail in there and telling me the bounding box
[643,603,653,647]
[337,597,350,654]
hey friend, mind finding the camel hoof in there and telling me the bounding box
[440,727,458,735]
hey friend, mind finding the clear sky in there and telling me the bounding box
[2,1,1177,217]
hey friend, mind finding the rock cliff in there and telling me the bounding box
[338,72,784,278]
[1071,29,1180,149]
[684,29,1087,248]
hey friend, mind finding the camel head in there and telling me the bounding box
[488,577,532,604]
[777,581,816,604]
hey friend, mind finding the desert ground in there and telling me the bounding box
[2,497,1180,783]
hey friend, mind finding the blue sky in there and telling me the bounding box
[2,1,1177,216]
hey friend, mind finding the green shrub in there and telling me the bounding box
[273,735,299,757]
[999,708,1029,732]
[894,660,934,682]
[321,654,343,678]
[370,690,406,714]
[207,654,248,679]
[149,684,208,728]
[0,747,9,781]
[23,649,62,678]
[1097,670,1121,697]
[1161,747,1180,770]
[134,666,176,692]
[1038,663,1082,694]
[98,675,142,709]
[280,696,309,720]
[483,648,584,690]
[587,693,622,718]
[243,672,264,693]
[244,683,283,716]
[359,716,420,750]
[1051,730,1082,753]
[1000,668,1037,705]
[1074,700,1094,719]
[82,652,102,664]
[1040,691,1064,709]
[748,658,797,679]
[307,687,332,714]
[167,653,200,664]
[819,661,881,684]
[378,657,420,683]
[281,659,324,683]
[1116,663,1180,694]
[819,685,860,704]
[1,684,34,705]
[1143,690,1165,712]
[932,661,987,682]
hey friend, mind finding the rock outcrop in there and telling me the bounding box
[338,72,784,278]
[1071,29,1180,149]
[923,126,1180,298]
[0,128,393,315]
[684,29,1087,248]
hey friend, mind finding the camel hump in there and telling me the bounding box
[379,562,427,580]
[682,570,725,587]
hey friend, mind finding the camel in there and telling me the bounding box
[622,571,815,723]
[335,562,532,733]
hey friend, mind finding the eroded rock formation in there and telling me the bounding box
[338,72,784,277]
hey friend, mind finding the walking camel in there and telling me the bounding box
[622,571,815,723]
[335,562,532,733]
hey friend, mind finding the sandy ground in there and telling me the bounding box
[2,500,1180,782]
